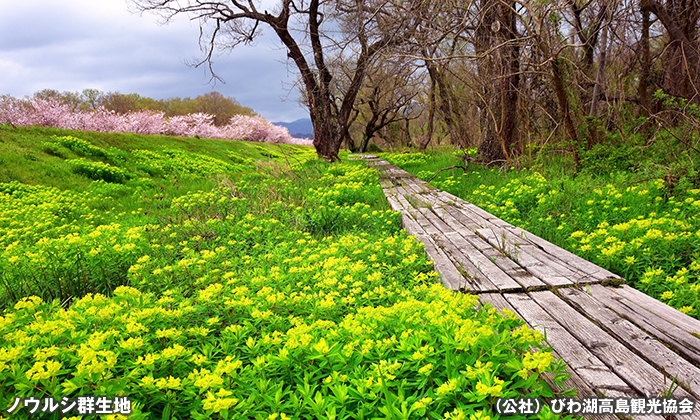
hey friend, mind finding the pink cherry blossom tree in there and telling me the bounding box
[0,97,312,146]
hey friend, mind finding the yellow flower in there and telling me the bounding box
[436,378,459,397]
[26,360,61,381]
[14,296,43,311]
[161,344,187,359]
[216,388,233,397]
[475,379,503,397]
[155,375,182,389]
[469,411,491,420]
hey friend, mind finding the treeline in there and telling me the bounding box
[340,0,700,167]
[134,0,700,166]
[22,89,256,127]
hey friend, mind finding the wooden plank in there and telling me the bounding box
[479,293,624,420]
[443,231,522,291]
[432,206,545,290]
[432,205,547,289]
[442,199,583,286]
[479,224,603,285]
[503,292,635,396]
[401,179,432,196]
[478,228,573,287]
[439,202,490,234]
[405,208,494,292]
[408,207,443,237]
[414,207,521,291]
[418,207,456,234]
[412,210,499,292]
[611,285,700,335]
[401,213,465,291]
[418,235,465,291]
[439,201,484,230]
[459,201,512,228]
[507,226,622,282]
[431,187,619,283]
[529,290,695,400]
[400,211,426,238]
[590,285,700,366]
[557,285,700,399]
[385,193,405,212]
[431,235,495,292]
[391,186,416,210]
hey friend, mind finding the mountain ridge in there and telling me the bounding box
[273,118,313,139]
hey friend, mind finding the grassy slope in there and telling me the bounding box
[0,125,308,190]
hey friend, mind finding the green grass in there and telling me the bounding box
[0,125,308,191]
[0,125,571,420]
[384,149,700,320]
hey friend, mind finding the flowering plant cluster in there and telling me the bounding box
[0,98,311,145]
[0,142,570,419]
[383,152,430,166]
[388,152,700,319]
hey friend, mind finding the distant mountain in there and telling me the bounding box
[273,118,314,139]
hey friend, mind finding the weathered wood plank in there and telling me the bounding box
[408,207,443,237]
[442,231,522,292]
[507,226,622,282]
[414,202,523,291]
[384,193,405,212]
[459,201,513,228]
[401,213,465,291]
[611,285,700,335]
[433,206,546,289]
[429,199,478,230]
[391,186,417,210]
[557,285,700,399]
[408,210,495,292]
[429,200,547,289]
[432,187,618,284]
[478,228,573,287]
[401,179,433,197]
[400,211,425,238]
[418,207,456,234]
[503,292,634,396]
[529,290,695,399]
[439,196,599,283]
[431,235,496,292]
[479,293,625,420]
[589,285,700,366]
[478,223,603,285]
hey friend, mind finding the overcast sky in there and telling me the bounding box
[0,0,307,122]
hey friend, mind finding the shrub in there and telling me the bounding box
[69,158,130,183]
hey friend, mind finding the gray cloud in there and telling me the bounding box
[0,0,307,122]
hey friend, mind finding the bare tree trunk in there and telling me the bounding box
[551,57,580,165]
[639,0,652,116]
[590,14,609,117]
[475,0,520,165]
[646,0,700,100]
[419,77,437,151]
[424,54,471,149]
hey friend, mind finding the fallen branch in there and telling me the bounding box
[427,156,473,182]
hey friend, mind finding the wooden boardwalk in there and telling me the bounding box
[359,155,700,419]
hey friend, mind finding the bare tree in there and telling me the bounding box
[350,58,423,152]
[130,0,422,162]
[645,0,700,100]
[475,0,521,164]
